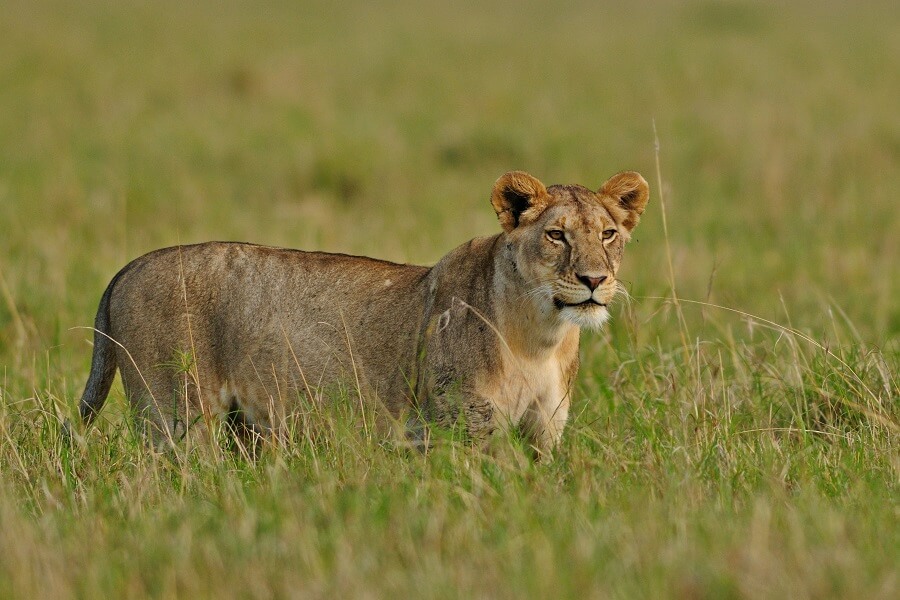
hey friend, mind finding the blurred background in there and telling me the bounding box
[0,0,897,380]
[0,4,897,596]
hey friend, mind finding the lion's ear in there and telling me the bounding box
[490,171,549,232]
[598,171,649,232]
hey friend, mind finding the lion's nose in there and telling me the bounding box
[576,273,607,291]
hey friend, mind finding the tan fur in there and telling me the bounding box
[78,170,649,456]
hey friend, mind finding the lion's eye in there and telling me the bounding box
[546,230,565,241]
[601,229,617,241]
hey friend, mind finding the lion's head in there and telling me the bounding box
[491,170,649,330]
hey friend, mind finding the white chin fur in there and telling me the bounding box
[559,305,610,330]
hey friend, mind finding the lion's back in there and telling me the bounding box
[105,242,430,409]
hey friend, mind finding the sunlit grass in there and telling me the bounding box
[0,0,897,598]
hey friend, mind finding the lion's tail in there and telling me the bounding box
[78,272,123,426]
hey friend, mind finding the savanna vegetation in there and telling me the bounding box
[0,0,897,598]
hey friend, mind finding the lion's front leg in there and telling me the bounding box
[423,389,496,446]
[519,395,570,460]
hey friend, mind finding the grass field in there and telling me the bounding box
[1,0,898,598]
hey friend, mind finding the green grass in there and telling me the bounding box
[1,0,898,598]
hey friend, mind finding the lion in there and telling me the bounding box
[76,170,649,456]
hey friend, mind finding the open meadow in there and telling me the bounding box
[0,0,897,598]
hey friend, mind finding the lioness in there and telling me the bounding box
[77,170,648,456]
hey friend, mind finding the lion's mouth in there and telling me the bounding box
[553,298,607,309]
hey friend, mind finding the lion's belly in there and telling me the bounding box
[193,318,418,430]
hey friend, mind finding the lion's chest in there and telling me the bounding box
[487,355,570,425]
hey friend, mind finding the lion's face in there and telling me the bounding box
[491,171,649,330]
